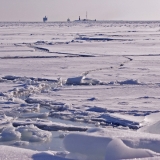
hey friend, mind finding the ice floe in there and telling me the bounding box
[0,124,52,142]
[64,127,160,160]
[13,119,88,132]
[0,145,70,160]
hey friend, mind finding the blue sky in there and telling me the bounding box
[0,0,160,21]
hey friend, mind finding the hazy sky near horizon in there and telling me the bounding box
[0,0,160,21]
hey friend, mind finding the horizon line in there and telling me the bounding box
[1,20,160,23]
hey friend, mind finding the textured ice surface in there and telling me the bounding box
[0,125,52,142]
[1,21,160,159]
[64,128,160,160]
[0,145,70,160]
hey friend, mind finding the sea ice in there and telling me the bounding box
[1,21,160,159]
[64,128,160,160]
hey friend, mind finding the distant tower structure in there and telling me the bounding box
[43,16,48,22]
[79,16,80,21]
[86,12,87,20]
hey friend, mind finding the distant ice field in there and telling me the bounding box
[0,21,160,160]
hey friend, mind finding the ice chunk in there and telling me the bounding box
[66,76,85,85]
[0,114,14,131]
[105,138,158,160]
[64,133,111,160]
[64,129,160,160]
[0,127,21,141]
[139,120,160,134]
[99,113,140,129]
[13,119,88,132]
[16,124,52,142]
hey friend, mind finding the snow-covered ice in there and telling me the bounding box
[1,21,160,159]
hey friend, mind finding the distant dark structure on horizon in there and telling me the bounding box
[43,16,48,22]
[67,18,70,22]
[75,12,96,22]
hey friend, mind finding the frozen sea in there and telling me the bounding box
[0,21,160,159]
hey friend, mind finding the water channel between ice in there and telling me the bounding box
[2,107,95,151]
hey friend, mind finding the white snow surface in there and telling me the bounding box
[64,127,160,160]
[0,145,71,160]
[1,21,160,159]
